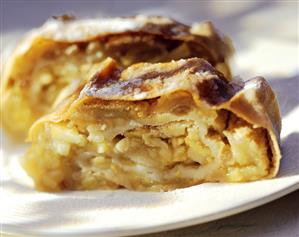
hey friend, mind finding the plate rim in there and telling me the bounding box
[2,181,299,237]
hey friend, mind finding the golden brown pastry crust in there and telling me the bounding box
[28,58,281,180]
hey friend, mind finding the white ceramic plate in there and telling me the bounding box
[1,3,299,236]
[1,133,299,237]
[1,55,299,237]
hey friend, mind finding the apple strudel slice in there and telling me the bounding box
[1,15,233,139]
[22,58,281,192]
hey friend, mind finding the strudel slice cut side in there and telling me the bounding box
[23,58,281,192]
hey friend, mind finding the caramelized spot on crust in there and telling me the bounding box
[52,14,76,22]
[86,58,228,99]
[141,22,191,38]
[89,60,122,89]
[197,78,242,105]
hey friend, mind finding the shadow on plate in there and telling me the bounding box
[278,132,299,177]
[141,189,299,237]
[269,74,299,117]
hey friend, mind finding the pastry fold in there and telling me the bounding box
[23,58,281,192]
[1,15,233,138]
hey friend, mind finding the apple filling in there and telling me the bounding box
[23,94,271,192]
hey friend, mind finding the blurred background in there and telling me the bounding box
[1,0,298,116]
